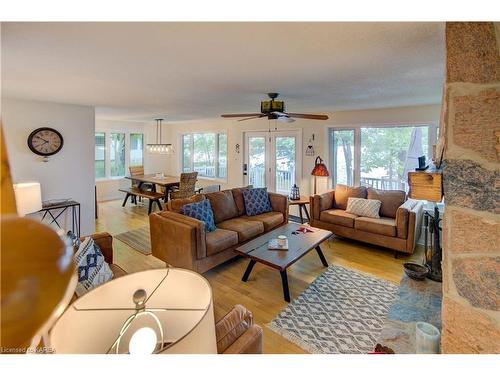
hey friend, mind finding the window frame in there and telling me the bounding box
[129,133,145,168]
[95,130,145,181]
[94,132,106,179]
[328,121,437,190]
[179,131,228,181]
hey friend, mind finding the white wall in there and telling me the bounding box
[94,119,170,201]
[163,104,441,197]
[2,98,96,236]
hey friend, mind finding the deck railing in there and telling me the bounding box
[360,176,406,191]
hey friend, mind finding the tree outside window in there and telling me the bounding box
[110,133,125,177]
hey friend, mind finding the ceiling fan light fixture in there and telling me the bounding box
[278,116,295,123]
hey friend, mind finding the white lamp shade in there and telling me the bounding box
[13,182,42,216]
[49,268,217,354]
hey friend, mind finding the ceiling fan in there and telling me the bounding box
[221,93,329,122]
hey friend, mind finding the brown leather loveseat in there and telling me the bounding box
[150,187,289,273]
[310,185,423,255]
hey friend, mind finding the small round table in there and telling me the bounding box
[288,196,311,224]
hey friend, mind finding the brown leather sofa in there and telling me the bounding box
[150,187,289,273]
[310,185,424,254]
[83,232,263,354]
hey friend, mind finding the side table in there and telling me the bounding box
[38,200,81,237]
[288,196,311,224]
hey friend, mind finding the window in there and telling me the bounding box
[332,129,354,187]
[182,133,227,179]
[330,124,435,192]
[360,126,429,191]
[95,131,144,180]
[130,133,144,167]
[110,133,125,177]
[95,132,106,178]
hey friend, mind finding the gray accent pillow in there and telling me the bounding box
[345,197,381,219]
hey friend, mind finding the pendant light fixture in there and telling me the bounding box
[147,119,173,154]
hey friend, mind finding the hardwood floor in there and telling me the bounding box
[96,199,423,354]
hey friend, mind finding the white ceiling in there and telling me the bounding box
[1,22,445,122]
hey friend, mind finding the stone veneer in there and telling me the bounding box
[441,22,500,353]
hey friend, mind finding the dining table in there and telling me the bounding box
[125,174,180,201]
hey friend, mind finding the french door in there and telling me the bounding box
[244,131,301,195]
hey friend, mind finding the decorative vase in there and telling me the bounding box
[415,322,440,354]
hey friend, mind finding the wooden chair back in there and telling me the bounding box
[129,165,144,177]
[129,166,145,188]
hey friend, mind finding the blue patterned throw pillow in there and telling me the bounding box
[180,198,216,232]
[74,237,113,297]
[243,188,272,216]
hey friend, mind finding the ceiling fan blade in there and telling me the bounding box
[238,115,266,122]
[286,113,329,120]
[221,113,263,118]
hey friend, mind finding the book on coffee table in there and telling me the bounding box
[268,238,289,251]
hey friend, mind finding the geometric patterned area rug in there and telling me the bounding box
[268,265,398,354]
[115,226,151,255]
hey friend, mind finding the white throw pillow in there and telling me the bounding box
[74,237,113,297]
[345,197,381,219]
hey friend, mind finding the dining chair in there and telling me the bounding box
[129,166,153,203]
[170,172,198,200]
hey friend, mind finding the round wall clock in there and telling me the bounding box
[27,127,64,156]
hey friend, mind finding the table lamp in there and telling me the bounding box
[13,182,42,216]
[49,268,217,354]
[311,156,329,195]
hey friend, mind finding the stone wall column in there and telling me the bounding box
[441,22,500,353]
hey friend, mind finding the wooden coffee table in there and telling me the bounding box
[235,223,333,302]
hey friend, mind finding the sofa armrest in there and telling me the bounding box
[310,191,335,220]
[221,325,263,354]
[216,304,263,354]
[395,201,412,239]
[149,211,207,270]
[89,232,113,264]
[268,192,289,223]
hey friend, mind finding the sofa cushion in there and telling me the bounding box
[168,194,205,213]
[206,228,239,256]
[232,187,250,216]
[346,197,381,219]
[243,188,272,216]
[367,188,406,218]
[320,209,358,228]
[206,190,239,224]
[334,184,367,210]
[355,216,397,237]
[243,211,284,232]
[217,218,265,242]
[180,199,216,232]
